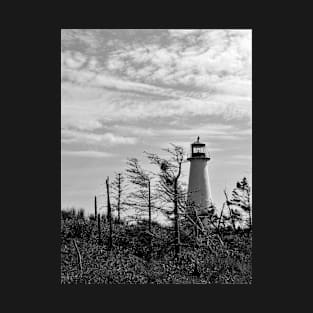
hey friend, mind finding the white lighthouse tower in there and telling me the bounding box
[187,137,213,224]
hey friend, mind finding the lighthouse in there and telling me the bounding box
[187,137,213,225]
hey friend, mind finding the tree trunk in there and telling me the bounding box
[117,173,121,223]
[148,180,153,259]
[229,206,236,231]
[224,190,236,231]
[97,213,101,245]
[174,178,180,258]
[248,188,252,231]
[148,180,151,232]
[94,196,97,221]
[217,203,224,232]
[73,239,83,277]
[106,177,113,250]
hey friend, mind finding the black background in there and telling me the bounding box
[3,4,308,312]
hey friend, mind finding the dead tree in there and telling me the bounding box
[224,189,236,230]
[106,176,113,250]
[148,180,151,232]
[94,196,97,221]
[97,213,102,245]
[73,239,83,277]
[178,204,219,254]
[178,196,224,250]
[217,203,225,232]
[111,172,127,224]
[145,144,185,258]
[117,173,121,223]
[125,158,154,232]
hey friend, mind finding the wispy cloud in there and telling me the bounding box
[61,78,251,132]
[61,29,251,133]
[233,154,252,160]
[61,150,114,158]
[166,140,224,153]
[106,29,251,87]
[61,50,87,69]
[61,129,138,145]
[224,154,252,166]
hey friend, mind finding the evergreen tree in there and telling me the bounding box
[145,144,185,258]
[125,158,156,232]
[223,177,252,230]
[230,177,252,229]
[111,172,128,223]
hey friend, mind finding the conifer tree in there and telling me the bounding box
[223,177,252,230]
[230,177,252,229]
[125,158,155,232]
[145,144,185,258]
[111,172,127,223]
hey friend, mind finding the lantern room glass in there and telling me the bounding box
[193,146,205,154]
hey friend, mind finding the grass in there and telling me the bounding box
[61,210,252,284]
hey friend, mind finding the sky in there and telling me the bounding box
[61,29,252,220]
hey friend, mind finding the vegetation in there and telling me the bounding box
[61,210,252,284]
[111,172,127,224]
[61,145,252,284]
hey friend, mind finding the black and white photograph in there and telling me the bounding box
[61,29,252,284]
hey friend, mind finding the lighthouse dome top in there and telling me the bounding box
[192,136,205,146]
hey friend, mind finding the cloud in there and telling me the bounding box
[108,123,245,147]
[164,140,224,152]
[224,154,252,166]
[106,29,251,87]
[62,66,177,99]
[61,76,251,132]
[235,129,252,136]
[233,154,252,160]
[156,123,233,137]
[62,50,87,69]
[61,29,102,53]
[61,129,138,145]
[61,29,251,132]
[148,123,250,152]
[61,150,114,158]
[111,125,156,136]
[107,57,126,71]
[168,29,203,38]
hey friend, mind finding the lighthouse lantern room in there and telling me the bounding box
[189,136,210,158]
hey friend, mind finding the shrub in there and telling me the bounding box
[61,212,252,284]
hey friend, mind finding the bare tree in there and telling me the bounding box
[125,158,155,232]
[73,239,83,277]
[217,203,226,232]
[224,189,237,230]
[97,213,102,245]
[145,144,185,258]
[111,172,127,223]
[94,196,97,221]
[106,176,113,250]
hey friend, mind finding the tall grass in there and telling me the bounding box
[61,208,252,284]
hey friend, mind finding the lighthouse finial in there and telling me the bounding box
[197,136,200,142]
